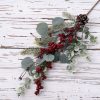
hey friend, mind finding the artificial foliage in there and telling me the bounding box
[17,12,97,96]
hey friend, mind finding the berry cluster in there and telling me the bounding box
[39,42,64,57]
[34,65,47,95]
[34,62,52,95]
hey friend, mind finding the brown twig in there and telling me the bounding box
[86,0,100,16]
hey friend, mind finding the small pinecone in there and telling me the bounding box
[76,14,89,25]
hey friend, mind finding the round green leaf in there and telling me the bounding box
[54,52,60,62]
[59,54,69,63]
[43,54,54,62]
[52,17,65,31]
[36,22,48,36]
[21,57,34,70]
[52,17,64,26]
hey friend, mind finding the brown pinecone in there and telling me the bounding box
[76,14,89,25]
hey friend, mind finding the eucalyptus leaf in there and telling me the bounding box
[52,17,64,26]
[59,54,69,63]
[52,17,65,31]
[36,58,45,66]
[36,22,48,36]
[54,52,60,62]
[21,57,34,70]
[43,54,54,62]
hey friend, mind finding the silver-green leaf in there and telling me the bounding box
[36,22,48,36]
[21,57,34,70]
[59,54,69,63]
[52,17,65,31]
[52,17,64,26]
[43,54,54,62]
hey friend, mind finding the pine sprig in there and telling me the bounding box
[21,48,40,56]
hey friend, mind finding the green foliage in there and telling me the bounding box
[43,54,55,62]
[54,52,60,62]
[74,45,79,51]
[52,17,65,31]
[17,77,31,96]
[21,48,40,56]
[36,22,48,36]
[62,12,75,21]
[85,31,90,39]
[35,58,45,66]
[35,36,57,46]
[90,35,97,43]
[83,27,89,33]
[64,21,75,28]
[52,17,64,26]
[81,26,90,39]
[21,57,34,70]
[59,54,69,63]
[33,73,41,79]
[24,77,31,89]
[17,86,25,96]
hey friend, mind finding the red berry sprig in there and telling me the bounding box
[21,14,88,95]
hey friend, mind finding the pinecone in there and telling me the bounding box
[76,14,89,25]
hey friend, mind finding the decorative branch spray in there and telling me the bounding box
[15,0,100,96]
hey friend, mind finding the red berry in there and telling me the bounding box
[67,35,73,43]
[42,74,47,80]
[75,23,81,30]
[57,43,64,49]
[48,42,55,46]
[68,27,75,33]
[58,34,66,38]
[39,86,44,89]
[46,48,54,53]
[34,90,39,95]
[36,66,42,73]
[35,78,41,84]
[51,44,57,50]
[60,37,66,42]
[46,62,52,69]
[40,48,46,54]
